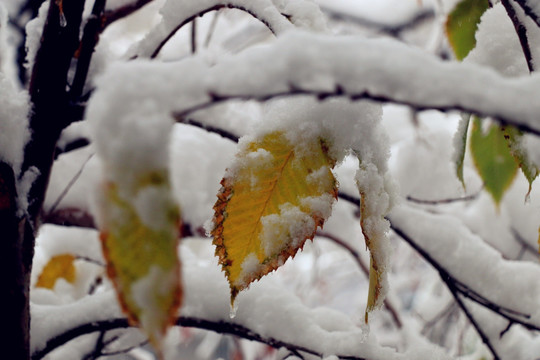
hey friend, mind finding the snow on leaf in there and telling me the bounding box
[502,125,539,197]
[470,117,518,205]
[211,131,337,303]
[446,0,489,60]
[35,254,76,289]
[99,173,181,353]
[355,160,393,323]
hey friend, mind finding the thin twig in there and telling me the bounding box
[177,117,240,142]
[448,289,501,360]
[405,192,479,205]
[317,231,403,329]
[320,6,435,37]
[47,153,94,215]
[148,4,279,59]
[69,0,106,102]
[501,0,535,72]
[191,18,197,54]
[204,11,222,47]
[514,0,540,30]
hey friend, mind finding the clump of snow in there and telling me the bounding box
[300,193,334,219]
[260,97,384,164]
[0,72,29,176]
[260,203,316,256]
[235,253,260,287]
[465,3,528,77]
[132,0,327,58]
[132,265,178,343]
[24,1,49,72]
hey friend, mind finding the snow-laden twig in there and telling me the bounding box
[514,0,540,28]
[501,0,535,72]
[130,0,327,58]
[31,316,371,360]
[388,206,540,331]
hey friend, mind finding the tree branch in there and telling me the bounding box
[147,4,279,59]
[320,6,435,37]
[501,0,535,72]
[173,87,540,138]
[32,316,370,360]
[69,0,106,102]
[317,231,403,329]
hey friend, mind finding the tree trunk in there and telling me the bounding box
[0,163,33,359]
[0,0,86,358]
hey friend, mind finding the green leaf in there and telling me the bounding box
[470,117,518,205]
[502,126,539,196]
[446,0,489,60]
[454,113,471,189]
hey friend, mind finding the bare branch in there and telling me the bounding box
[317,231,403,329]
[405,192,480,205]
[320,6,435,37]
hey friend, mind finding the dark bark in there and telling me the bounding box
[0,162,31,359]
[3,0,87,358]
[24,0,86,226]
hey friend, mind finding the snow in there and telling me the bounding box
[132,0,327,58]
[0,72,29,176]
[465,3,529,77]
[389,204,540,327]
[24,1,49,72]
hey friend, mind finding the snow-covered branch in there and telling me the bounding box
[131,0,325,58]
[388,205,540,330]
[89,32,540,138]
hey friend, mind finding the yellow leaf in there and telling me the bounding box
[35,254,76,289]
[100,171,181,352]
[212,131,337,302]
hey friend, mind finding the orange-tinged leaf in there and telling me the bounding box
[35,254,76,289]
[100,172,181,352]
[212,131,337,302]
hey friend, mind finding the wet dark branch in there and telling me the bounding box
[24,0,86,227]
[514,0,540,29]
[502,0,535,72]
[448,289,502,360]
[176,118,240,142]
[69,0,106,102]
[32,316,369,360]
[405,192,480,205]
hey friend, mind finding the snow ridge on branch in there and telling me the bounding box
[89,31,540,140]
[131,0,326,58]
